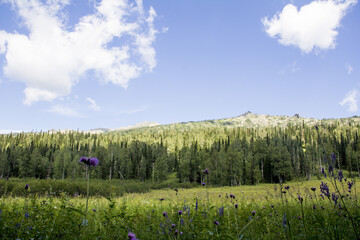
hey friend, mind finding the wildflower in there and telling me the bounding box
[128,232,137,240]
[219,206,224,216]
[174,189,178,193]
[219,194,221,197]
[25,213,29,218]
[251,211,256,216]
[298,216,301,220]
[175,230,178,235]
[270,213,273,216]
[235,204,239,209]
[313,204,316,210]
[320,182,330,197]
[163,212,167,217]
[180,231,183,235]
[315,125,318,130]
[282,191,287,194]
[348,180,354,192]
[271,205,274,208]
[338,170,344,182]
[282,213,286,226]
[178,210,182,215]
[92,209,96,212]
[171,224,176,228]
[297,196,303,203]
[25,184,29,190]
[214,220,219,225]
[263,206,265,209]
[310,187,316,192]
[284,186,290,190]
[79,157,99,167]
[331,193,339,206]
[159,198,164,201]
[201,182,206,186]
[203,169,209,174]
[229,194,235,199]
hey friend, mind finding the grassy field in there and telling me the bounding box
[0,176,359,239]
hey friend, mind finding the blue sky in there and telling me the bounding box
[0,0,359,132]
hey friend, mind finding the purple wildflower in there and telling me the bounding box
[235,204,239,209]
[201,182,206,186]
[229,194,235,199]
[92,209,96,212]
[171,224,176,228]
[128,232,136,240]
[282,213,287,226]
[214,220,219,225]
[338,171,344,182]
[271,205,274,208]
[251,211,256,216]
[311,187,316,192]
[159,198,164,201]
[178,210,182,215]
[79,157,99,167]
[348,180,354,192]
[219,206,224,216]
[203,169,209,174]
[320,182,330,197]
[25,184,29,190]
[163,212,167,217]
[284,186,290,190]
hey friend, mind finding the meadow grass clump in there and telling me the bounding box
[0,175,359,239]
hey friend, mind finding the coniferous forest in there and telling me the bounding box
[1,117,360,185]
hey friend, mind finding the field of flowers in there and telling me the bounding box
[0,174,359,240]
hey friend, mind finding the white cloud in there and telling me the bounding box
[346,63,353,74]
[262,0,357,53]
[86,97,100,111]
[340,89,359,112]
[0,0,158,105]
[48,104,83,117]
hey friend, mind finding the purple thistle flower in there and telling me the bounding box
[315,125,318,130]
[219,194,221,197]
[251,211,256,216]
[311,187,316,192]
[128,232,136,240]
[180,231,183,235]
[214,220,219,225]
[284,186,290,190]
[159,198,164,201]
[163,212,167,217]
[171,224,176,228]
[201,182,206,186]
[79,157,99,167]
[178,210,182,215]
[235,204,239,209]
[25,184,29,190]
[229,194,235,199]
[313,204,316,210]
[271,205,274,208]
[175,230,178,235]
[203,169,209,174]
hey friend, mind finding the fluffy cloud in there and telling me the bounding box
[340,89,359,112]
[86,97,100,111]
[48,104,83,117]
[0,0,158,105]
[262,0,357,53]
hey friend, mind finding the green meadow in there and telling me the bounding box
[1,176,359,239]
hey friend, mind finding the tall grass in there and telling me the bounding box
[0,177,359,239]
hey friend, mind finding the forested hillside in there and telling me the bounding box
[1,114,360,185]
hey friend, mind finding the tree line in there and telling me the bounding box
[1,120,360,185]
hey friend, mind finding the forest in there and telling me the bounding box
[1,118,360,186]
